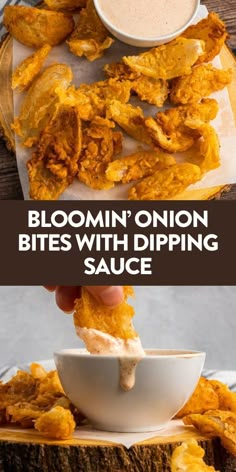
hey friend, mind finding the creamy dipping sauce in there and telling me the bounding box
[98,0,198,38]
[77,327,145,390]
[119,357,142,391]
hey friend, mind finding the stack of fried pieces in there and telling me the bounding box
[171,377,236,471]
[1,363,236,451]
[3,1,233,200]
[0,363,84,439]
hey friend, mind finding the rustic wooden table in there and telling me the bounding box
[0,0,235,200]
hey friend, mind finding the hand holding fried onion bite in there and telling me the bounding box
[44,286,124,312]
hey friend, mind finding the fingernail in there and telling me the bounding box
[99,286,124,306]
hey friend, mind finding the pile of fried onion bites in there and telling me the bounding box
[0,363,85,439]
[1,360,236,450]
[176,376,236,457]
[4,2,232,200]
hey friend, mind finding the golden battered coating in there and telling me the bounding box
[6,403,44,427]
[78,120,120,189]
[35,406,76,439]
[104,62,169,106]
[56,78,131,122]
[44,0,87,10]
[103,62,140,80]
[182,12,229,64]
[132,77,169,107]
[183,410,236,457]
[28,102,82,200]
[56,85,98,121]
[0,371,39,412]
[30,363,47,380]
[13,63,73,147]
[74,286,136,339]
[170,64,232,105]
[4,5,74,48]
[27,160,70,200]
[106,150,175,184]
[145,99,219,153]
[185,120,220,173]
[12,44,51,92]
[129,163,201,200]
[106,100,152,145]
[37,371,64,397]
[78,78,131,104]
[175,377,219,418]
[171,440,219,472]
[0,365,83,437]
[209,381,236,412]
[67,0,114,61]
[123,38,205,80]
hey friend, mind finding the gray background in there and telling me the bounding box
[0,286,235,369]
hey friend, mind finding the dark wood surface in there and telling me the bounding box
[0,0,235,200]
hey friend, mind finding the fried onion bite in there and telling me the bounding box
[106,100,152,145]
[4,5,74,48]
[171,440,219,472]
[28,102,82,200]
[12,64,73,147]
[35,406,76,439]
[176,377,236,418]
[78,118,121,190]
[103,63,169,107]
[12,44,52,92]
[185,119,220,173]
[74,286,136,339]
[122,38,205,80]
[176,377,219,418]
[106,150,175,184]
[67,0,114,61]
[128,163,201,200]
[182,12,229,64]
[56,78,131,122]
[0,365,81,439]
[145,99,219,153]
[170,64,232,105]
[183,410,236,457]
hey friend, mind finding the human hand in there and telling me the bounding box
[44,286,124,312]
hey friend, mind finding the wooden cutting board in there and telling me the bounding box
[0,424,235,471]
[0,35,235,200]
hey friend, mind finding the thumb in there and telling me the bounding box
[86,286,124,306]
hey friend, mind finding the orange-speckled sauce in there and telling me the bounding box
[98,0,198,38]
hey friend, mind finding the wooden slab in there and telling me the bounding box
[0,34,235,201]
[0,425,235,471]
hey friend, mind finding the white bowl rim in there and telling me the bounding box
[93,0,200,43]
[54,348,205,360]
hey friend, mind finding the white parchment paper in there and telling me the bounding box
[12,5,236,200]
[0,420,191,448]
[74,419,192,448]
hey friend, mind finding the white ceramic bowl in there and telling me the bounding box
[54,348,205,433]
[94,0,200,47]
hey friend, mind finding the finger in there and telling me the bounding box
[44,286,57,292]
[86,286,124,306]
[55,286,81,313]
